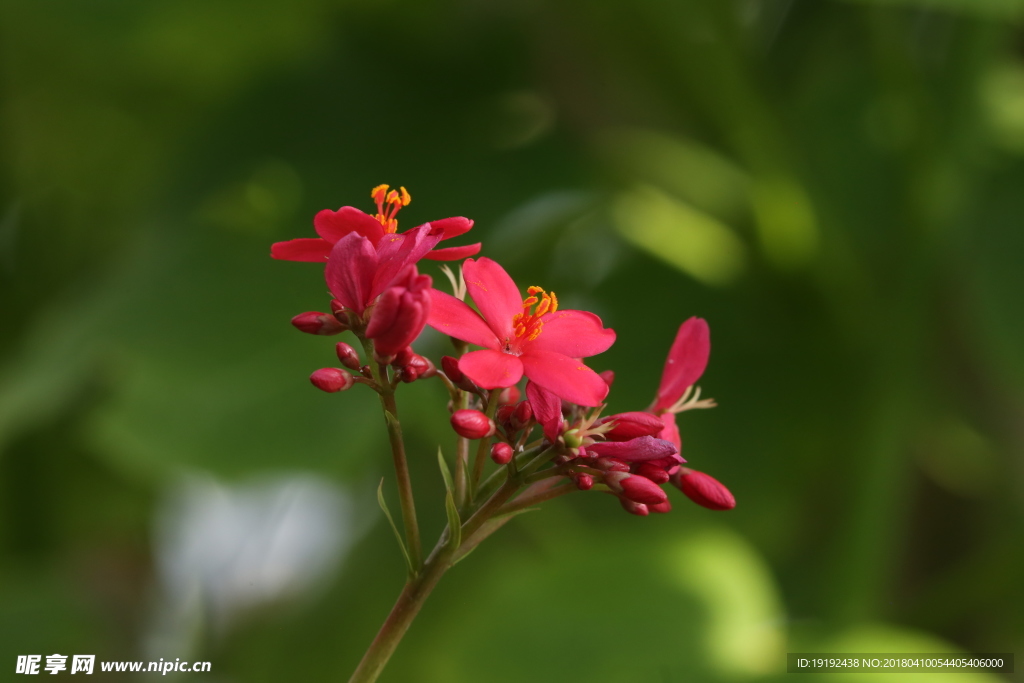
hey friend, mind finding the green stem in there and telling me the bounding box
[453,389,471,510]
[470,390,501,497]
[362,338,423,572]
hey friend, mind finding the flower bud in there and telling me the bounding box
[598,412,664,441]
[573,473,593,490]
[392,346,415,368]
[442,355,476,391]
[309,367,354,393]
[674,469,735,511]
[359,365,373,379]
[635,462,671,485]
[490,442,513,465]
[292,311,345,335]
[365,273,432,357]
[495,404,516,431]
[604,472,667,506]
[511,401,533,430]
[498,386,521,405]
[619,497,649,516]
[450,409,496,439]
[563,429,583,448]
[600,370,615,388]
[649,500,672,514]
[594,457,630,472]
[335,342,361,370]
[398,354,430,383]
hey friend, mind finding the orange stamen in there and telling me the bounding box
[511,285,558,344]
[369,183,412,234]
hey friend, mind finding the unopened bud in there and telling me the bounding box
[600,370,615,388]
[292,311,345,335]
[511,401,532,430]
[495,404,515,431]
[335,342,361,370]
[309,367,354,393]
[490,442,513,465]
[365,274,432,357]
[392,346,415,368]
[649,500,672,514]
[359,365,373,379]
[635,462,670,485]
[605,472,667,506]
[398,354,430,383]
[441,355,476,391]
[573,473,593,490]
[598,412,664,441]
[498,386,521,405]
[450,409,496,439]
[563,428,583,448]
[619,497,649,516]
[674,469,735,511]
[594,457,630,472]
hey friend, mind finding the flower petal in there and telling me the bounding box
[462,257,522,340]
[314,207,384,244]
[520,350,609,407]
[369,225,444,301]
[655,317,710,411]
[324,233,377,314]
[527,310,616,358]
[526,381,562,442]
[588,436,678,462]
[270,238,331,262]
[427,289,500,349]
[458,349,523,389]
[422,243,482,261]
[658,412,682,451]
[416,216,474,239]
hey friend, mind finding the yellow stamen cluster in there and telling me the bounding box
[512,286,558,342]
[370,184,411,233]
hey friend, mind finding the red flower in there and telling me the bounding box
[271,184,480,262]
[428,258,615,406]
[365,269,433,358]
[651,317,710,449]
[325,226,442,317]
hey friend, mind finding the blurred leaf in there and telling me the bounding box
[377,479,413,575]
[612,185,748,286]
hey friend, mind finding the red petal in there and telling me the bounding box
[425,216,474,239]
[528,310,616,358]
[458,349,523,389]
[658,412,681,450]
[427,289,500,349]
[463,258,522,340]
[526,381,562,441]
[324,233,378,315]
[655,317,710,411]
[422,243,482,261]
[369,226,443,301]
[314,207,384,244]
[520,350,608,407]
[588,436,678,462]
[270,238,331,262]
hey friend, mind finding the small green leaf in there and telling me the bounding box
[384,410,399,430]
[452,507,539,565]
[437,446,454,493]
[376,479,413,574]
[445,490,462,550]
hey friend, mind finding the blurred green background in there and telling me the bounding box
[2,0,1023,680]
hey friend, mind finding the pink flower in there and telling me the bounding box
[365,269,432,358]
[325,226,442,317]
[428,258,615,406]
[271,184,480,262]
[651,317,710,449]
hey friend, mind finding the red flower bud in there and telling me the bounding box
[619,497,649,516]
[674,469,735,510]
[635,462,671,485]
[495,404,516,430]
[335,342,361,369]
[574,473,593,490]
[398,354,430,383]
[594,457,630,472]
[450,409,496,439]
[511,401,533,430]
[392,346,415,368]
[598,412,665,441]
[442,355,476,391]
[649,500,672,514]
[292,311,345,335]
[605,472,667,506]
[490,442,513,465]
[310,367,354,393]
[600,370,615,388]
[365,272,432,357]
[498,386,521,405]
